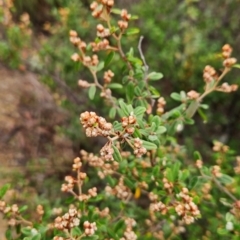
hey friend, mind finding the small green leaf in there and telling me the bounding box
[124,178,135,189]
[218,174,234,185]
[130,15,139,20]
[148,135,158,141]
[113,145,122,162]
[166,168,174,182]
[135,99,148,108]
[108,83,123,89]
[5,228,12,240]
[21,227,31,235]
[201,166,211,176]
[172,161,181,181]
[200,104,209,109]
[96,61,105,71]
[111,8,122,14]
[19,205,28,213]
[150,122,157,132]
[105,51,115,67]
[153,165,160,176]
[127,56,142,65]
[71,227,82,237]
[114,220,125,232]
[118,99,129,115]
[179,169,190,181]
[126,82,135,102]
[156,126,166,134]
[149,85,160,98]
[217,228,228,236]
[32,234,41,240]
[0,183,10,199]
[125,28,140,36]
[133,128,142,138]
[194,151,202,160]
[106,176,117,187]
[134,86,142,96]
[180,91,187,100]
[184,117,194,125]
[147,72,163,81]
[225,212,234,222]
[170,92,181,101]
[151,116,161,126]
[122,75,129,84]
[185,100,199,118]
[134,106,146,117]
[141,140,157,150]
[113,121,122,131]
[88,85,96,100]
[233,64,240,69]
[198,108,208,123]
[220,198,232,207]
[189,176,208,189]
[109,107,117,119]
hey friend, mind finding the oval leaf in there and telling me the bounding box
[108,83,123,89]
[141,140,157,150]
[88,85,96,100]
[147,72,163,81]
[125,28,140,36]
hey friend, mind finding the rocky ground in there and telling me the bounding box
[0,66,74,239]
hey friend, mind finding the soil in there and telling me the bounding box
[0,66,74,238]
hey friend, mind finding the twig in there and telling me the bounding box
[138,36,149,75]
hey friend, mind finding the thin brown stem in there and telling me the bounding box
[197,67,230,102]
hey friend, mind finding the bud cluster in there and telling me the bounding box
[211,165,222,178]
[80,111,113,137]
[69,30,87,50]
[217,82,238,93]
[195,159,203,169]
[150,201,168,215]
[95,207,110,218]
[36,204,44,216]
[222,44,237,68]
[201,183,212,200]
[148,192,158,202]
[120,218,137,240]
[122,115,137,135]
[105,177,131,200]
[0,202,20,226]
[203,65,218,83]
[104,70,114,84]
[91,39,110,52]
[187,90,200,100]
[118,9,131,30]
[133,138,147,157]
[80,150,119,179]
[163,177,174,193]
[90,1,114,18]
[61,175,75,192]
[0,202,18,214]
[78,79,91,88]
[54,207,80,230]
[157,97,166,114]
[100,142,114,161]
[96,24,110,38]
[61,157,98,201]
[212,141,229,153]
[175,188,200,225]
[83,221,98,236]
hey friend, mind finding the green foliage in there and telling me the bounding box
[0,0,240,240]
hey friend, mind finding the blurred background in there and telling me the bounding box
[0,0,240,236]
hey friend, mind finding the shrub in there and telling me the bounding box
[1,0,240,239]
